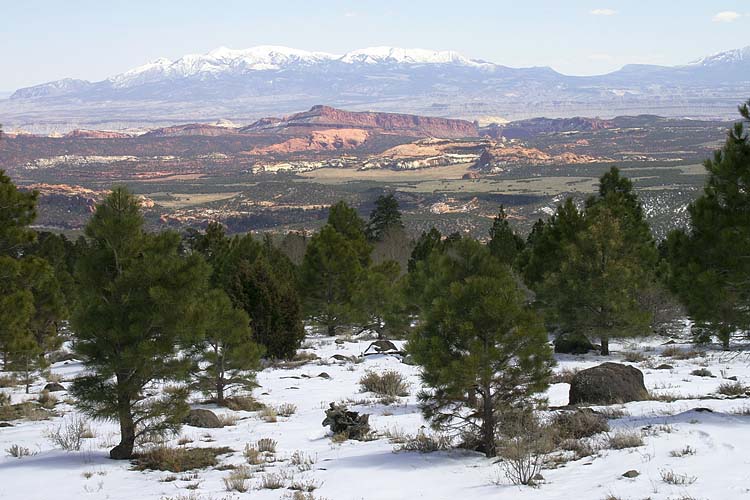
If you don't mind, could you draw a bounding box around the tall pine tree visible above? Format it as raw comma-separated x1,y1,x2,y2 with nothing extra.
665,100,750,348
71,187,211,459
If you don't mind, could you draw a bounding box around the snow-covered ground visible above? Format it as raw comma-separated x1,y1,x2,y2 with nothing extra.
2,332,750,500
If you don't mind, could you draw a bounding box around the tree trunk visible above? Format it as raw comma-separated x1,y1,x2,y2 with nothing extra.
481,390,496,458
110,402,136,459
327,323,336,336
110,378,135,460
600,336,609,356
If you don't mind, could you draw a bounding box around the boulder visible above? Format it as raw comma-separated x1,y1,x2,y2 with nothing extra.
43,382,66,392
554,332,595,354
183,409,222,428
569,362,649,405
364,340,400,355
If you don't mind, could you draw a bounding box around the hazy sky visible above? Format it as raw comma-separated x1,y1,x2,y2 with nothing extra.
2,0,749,90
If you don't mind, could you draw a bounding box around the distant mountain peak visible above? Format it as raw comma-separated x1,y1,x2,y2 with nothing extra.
686,45,750,67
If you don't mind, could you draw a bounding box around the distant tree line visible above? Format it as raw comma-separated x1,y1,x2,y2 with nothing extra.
0,100,748,459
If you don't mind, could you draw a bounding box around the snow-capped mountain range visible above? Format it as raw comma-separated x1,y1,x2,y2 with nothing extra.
3,45,750,132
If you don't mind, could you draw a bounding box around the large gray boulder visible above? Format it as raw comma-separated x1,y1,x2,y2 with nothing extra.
569,362,649,405
183,409,222,428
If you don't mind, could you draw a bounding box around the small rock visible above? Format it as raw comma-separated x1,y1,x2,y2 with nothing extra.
655,364,673,370
43,382,66,392
330,354,352,362
693,407,714,413
183,409,221,428
334,339,345,345
318,372,331,379
728,376,738,381
622,470,639,478
532,473,545,481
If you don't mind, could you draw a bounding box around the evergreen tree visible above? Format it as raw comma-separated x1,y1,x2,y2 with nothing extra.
352,260,408,339
409,241,552,458
366,193,404,241
191,289,262,404
487,205,525,266
0,173,65,384
187,227,305,359
520,198,585,288
228,255,304,359
407,227,443,273
0,170,37,257
665,101,750,348
541,206,653,355
70,187,211,459
301,224,362,335
327,200,371,265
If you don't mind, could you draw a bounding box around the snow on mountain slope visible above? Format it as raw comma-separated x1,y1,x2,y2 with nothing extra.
686,45,750,67
106,45,491,87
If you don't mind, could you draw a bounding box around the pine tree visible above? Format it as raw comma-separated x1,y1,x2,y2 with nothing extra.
0,173,65,384
191,289,262,404
409,240,552,458
0,170,37,257
520,198,586,288
301,224,362,335
541,206,653,355
352,260,408,339
70,187,211,459
665,100,750,348
407,227,443,273
366,193,404,241
327,200,372,265
487,205,525,266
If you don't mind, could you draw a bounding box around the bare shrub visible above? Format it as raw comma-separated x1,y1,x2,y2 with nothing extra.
670,445,696,457
359,370,410,397
46,414,93,451
6,444,34,458
690,368,713,377
559,437,598,459
276,403,297,417
498,410,553,486
256,437,277,453
718,381,747,396
216,413,239,427
596,407,628,419
133,446,232,472
0,392,10,406
260,406,278,423
223,465,252,492
660,468,697,485
552,410,609,440
259,472,287,489
289,476,321,492
37,390,57,409
243,444,263,465
290,450,316,471
224,395,264,412
395,429,452,453
606,430,644,450
621,351,646,363
661,346,702,360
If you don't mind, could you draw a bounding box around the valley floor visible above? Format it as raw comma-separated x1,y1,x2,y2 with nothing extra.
2,329,750,500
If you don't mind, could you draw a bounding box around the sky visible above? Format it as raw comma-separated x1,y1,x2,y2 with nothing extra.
2,0,749,91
